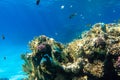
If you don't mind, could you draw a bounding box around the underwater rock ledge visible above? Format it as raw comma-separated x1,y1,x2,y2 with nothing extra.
21,23,120,80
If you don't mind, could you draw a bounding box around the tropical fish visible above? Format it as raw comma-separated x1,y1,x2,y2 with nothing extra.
1,34,5,40
69,13,77,19
3,56,6,60
86,24,92,27
36,0,40,5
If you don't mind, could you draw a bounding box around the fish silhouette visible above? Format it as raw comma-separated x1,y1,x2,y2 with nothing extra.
4,56,6,60
1,34,5,40
86,24,92,27
69,13,77,19
36,0,40,5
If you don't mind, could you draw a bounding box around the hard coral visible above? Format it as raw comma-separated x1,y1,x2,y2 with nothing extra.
21,23,120,80
83,60,104,78
94,37,106,49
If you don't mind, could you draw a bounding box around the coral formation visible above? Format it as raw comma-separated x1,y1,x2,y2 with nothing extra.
21,23,120,80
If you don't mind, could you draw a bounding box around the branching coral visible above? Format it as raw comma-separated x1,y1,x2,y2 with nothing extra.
21,23,120,80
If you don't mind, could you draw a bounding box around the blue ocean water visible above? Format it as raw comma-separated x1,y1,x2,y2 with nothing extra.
0,0,120,79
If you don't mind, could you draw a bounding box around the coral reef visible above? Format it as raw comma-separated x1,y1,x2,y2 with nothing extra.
21,23,120,80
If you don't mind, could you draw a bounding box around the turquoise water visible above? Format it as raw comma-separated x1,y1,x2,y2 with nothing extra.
0,0,120,79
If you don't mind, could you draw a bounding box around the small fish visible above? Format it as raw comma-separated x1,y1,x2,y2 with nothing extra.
4,56,6,60
69,13,77,19
1,35,5,40
36,0,40,5
86,24,92,27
